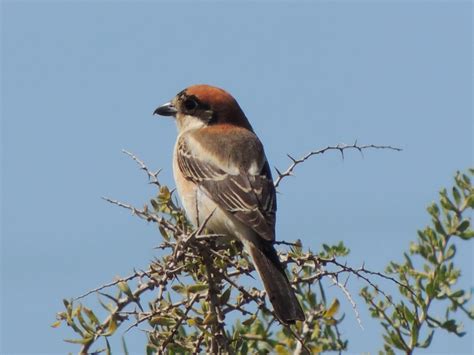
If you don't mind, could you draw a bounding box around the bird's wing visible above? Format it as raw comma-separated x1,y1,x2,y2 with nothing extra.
176,136,276,241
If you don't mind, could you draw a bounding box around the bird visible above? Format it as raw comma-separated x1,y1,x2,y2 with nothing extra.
154,84,305,324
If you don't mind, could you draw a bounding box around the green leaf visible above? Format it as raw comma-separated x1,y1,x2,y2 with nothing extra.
456,220,470,233
76,307,95,335
324,317,337,325
386,330,405,350
171,284,187,294
158,226,169,241
64,337,93,345
323,299,340,319
102,316,118,336
452,187,461,206
63,299,71,309
310,325,320,340
117,281,134,300
440,190,457,212
220,287,231,305
449,289,465,299
458,229,474,240
427,203,440,217
274,344,288,354
242,315,257,326
418,330,434,348
402,305,414,324
466,194,474,208
426,281,436,299
158,186,171,203
202,313,217,325
187,284,208,294
403,252,414,268
461,173,471,186
83,306,99,326
410,319,419,347
433,219,446,236
150,198,160,211
97,294,114,312
441,319,458,333
445,244,456,260
150,316,176,326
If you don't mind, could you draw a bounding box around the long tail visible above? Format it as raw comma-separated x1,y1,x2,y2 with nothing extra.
245,240,305,324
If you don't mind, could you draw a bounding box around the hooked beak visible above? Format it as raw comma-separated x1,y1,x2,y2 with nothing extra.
153,102,177,117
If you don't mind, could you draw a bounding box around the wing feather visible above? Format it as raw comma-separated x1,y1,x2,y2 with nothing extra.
177,136,276,241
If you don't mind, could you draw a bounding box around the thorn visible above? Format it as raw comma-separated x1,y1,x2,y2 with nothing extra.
135,299,144,312
344,274,350,287
339,148,345,160
287,154,297,163
98,292,119,305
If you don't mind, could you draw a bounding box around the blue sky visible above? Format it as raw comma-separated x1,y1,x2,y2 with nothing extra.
1,0,472,353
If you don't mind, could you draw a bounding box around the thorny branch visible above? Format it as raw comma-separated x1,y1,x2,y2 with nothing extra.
74,270,151,301
274,142,402,188
122,149,162,187
330,274,364,330
286,254,414,331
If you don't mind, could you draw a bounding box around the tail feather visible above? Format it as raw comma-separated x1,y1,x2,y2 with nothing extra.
245,241,305,324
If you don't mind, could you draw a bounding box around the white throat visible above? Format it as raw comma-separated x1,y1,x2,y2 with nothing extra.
176,114,206,135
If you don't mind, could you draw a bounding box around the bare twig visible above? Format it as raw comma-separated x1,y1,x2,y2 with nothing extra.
74,270,148,301
328,274,364,330
274,240,302,247
274,142,402,188
101,197,178,234
122,149,162,187
326,258,415,301
286,254,413,298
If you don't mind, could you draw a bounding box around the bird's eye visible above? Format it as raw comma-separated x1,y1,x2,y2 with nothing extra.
184,98,198,111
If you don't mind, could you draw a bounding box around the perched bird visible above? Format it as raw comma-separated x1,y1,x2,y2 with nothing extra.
154,84,305,323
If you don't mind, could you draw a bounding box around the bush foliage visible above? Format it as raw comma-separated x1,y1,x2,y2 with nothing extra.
53,150,473,354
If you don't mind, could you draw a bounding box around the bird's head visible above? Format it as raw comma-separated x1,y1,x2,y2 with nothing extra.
154,84,253,133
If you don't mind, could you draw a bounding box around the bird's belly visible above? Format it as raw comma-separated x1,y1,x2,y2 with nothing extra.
179,183,236,237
